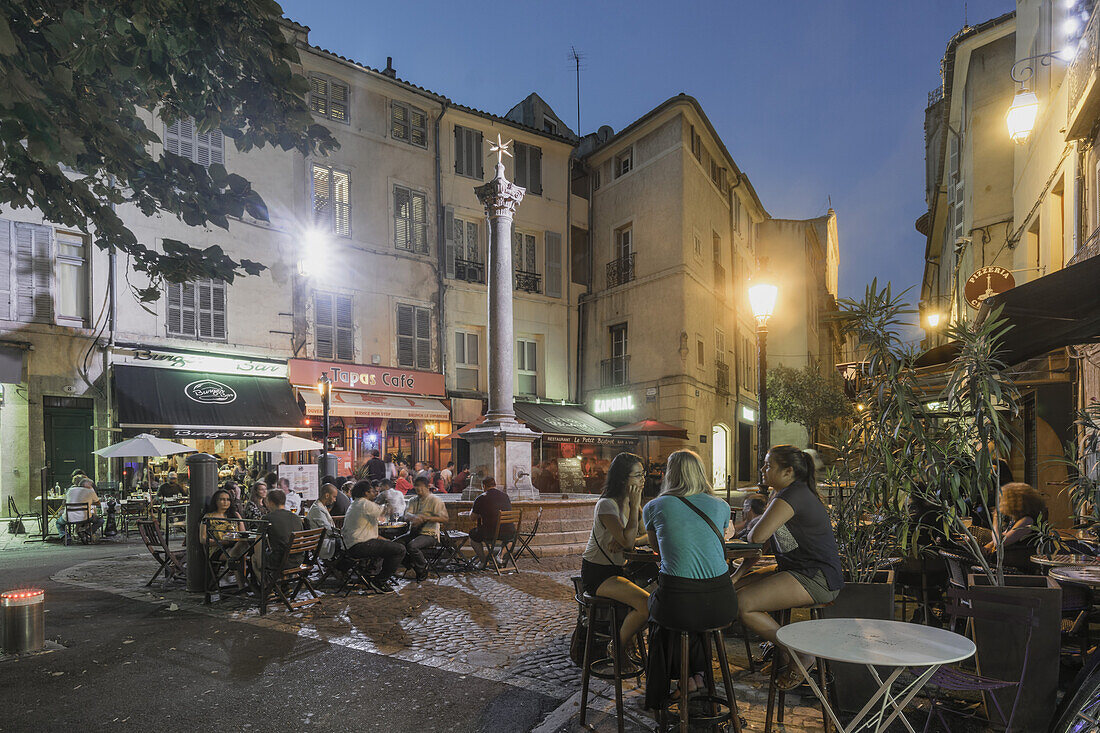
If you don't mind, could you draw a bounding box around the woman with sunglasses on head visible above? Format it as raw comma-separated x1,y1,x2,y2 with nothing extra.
580,451,649,667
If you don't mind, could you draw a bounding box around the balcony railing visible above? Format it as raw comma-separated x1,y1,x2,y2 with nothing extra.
455,258,485,284
713,261,726,299
606,252,636,288
515,270,541,294
1068,2,1100,138
927,85,944,109
1071,226,1100,265
716,360,730,396
601,355,630,387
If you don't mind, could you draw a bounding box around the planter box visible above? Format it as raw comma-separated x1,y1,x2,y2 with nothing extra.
967,573,1061,733
820,569,895,713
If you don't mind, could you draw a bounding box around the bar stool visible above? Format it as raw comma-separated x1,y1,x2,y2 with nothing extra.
765,604,833,733
577,592,647,733
654,622,743,733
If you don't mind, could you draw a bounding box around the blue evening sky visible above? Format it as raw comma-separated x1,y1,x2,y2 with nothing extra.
280,0,1015,302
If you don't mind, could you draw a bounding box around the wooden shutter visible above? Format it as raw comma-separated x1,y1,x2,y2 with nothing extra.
177,118,194,161
313,165,330,228
410,106,427,146
329,81,348,123
179,282,196,336
396,304,415,366
529,145,542,195
391,102,408,141
0,219,10,320
14,223,52,323
332,169,350,236
164,121,182,157
335,294,353,361
544,231,562,298
411,191,427,254
314,292,334,359
394,186,410,250
415,306,431,370
310,76,328,116
211,281,226,339
515,143,528,189
444,206,455,278
166,282,182,334
197,281,213,337
454,126,464,174
454,331,466,365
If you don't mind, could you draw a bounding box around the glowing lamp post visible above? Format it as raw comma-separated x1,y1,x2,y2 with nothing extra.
748,277,778,474
317,374,335,478
1006,89,1039,143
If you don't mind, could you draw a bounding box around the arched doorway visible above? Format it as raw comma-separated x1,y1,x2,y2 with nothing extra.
712,423,730,493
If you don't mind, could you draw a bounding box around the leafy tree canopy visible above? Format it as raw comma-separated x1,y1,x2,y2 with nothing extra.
0,0,337,299
766,363,853,441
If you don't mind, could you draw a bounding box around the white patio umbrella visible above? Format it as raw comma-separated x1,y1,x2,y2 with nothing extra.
244,433,323,454
94,433,194,458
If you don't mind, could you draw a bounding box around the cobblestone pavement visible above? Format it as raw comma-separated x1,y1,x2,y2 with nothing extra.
52,549,930,732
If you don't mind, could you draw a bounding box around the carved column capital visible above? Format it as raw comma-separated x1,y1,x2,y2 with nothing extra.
475,163,526,219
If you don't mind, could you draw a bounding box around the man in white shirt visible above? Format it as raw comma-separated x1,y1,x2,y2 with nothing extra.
277,477,301,514
398,476,450,581
306,484,338,560
440,461,454,492
57,477,103,544
374,478,406,521
343,480,405,591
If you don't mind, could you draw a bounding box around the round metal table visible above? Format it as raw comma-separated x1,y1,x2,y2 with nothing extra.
1050,565,1100,588
1030,554,1100,569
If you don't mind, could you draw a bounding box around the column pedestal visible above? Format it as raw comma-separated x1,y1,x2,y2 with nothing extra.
463,423,539,501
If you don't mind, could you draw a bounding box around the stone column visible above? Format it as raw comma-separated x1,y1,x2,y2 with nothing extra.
467,161,538,500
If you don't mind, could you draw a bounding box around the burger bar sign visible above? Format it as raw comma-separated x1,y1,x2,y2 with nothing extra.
287,358,445,397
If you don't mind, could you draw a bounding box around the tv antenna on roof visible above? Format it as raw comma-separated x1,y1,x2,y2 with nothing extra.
570,46,584,136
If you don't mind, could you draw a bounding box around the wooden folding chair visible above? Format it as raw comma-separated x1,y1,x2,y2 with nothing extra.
260,527,326,615
485,509,522,576
137,519,186,587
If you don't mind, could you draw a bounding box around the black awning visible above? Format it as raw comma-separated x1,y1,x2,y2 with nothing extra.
916,254,1100,368
513,402,637,446
114,365,308,440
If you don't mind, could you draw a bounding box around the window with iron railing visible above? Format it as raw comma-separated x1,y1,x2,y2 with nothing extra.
606,252,635,288
515,270,542,293
455,258,485,284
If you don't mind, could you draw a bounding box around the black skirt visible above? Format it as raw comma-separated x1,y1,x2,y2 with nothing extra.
581,559,625,595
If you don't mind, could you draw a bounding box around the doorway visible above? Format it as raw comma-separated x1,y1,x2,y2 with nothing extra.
738,422,754,484
711,423,730,492
43,396,95,490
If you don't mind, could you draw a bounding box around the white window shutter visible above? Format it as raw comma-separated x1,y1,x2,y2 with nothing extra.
394,186,410,250
310,76,328,116
545,231,562,298
330,81,349,123
332,169,350,236
196,281,212,337
164,121,181,156
313,165,331,227
412,191,428,254
0,219,10,320
166,283,181,334
444,206,455,278
211,281,226,339
14,223,52,323
179,282,196,336
178,118,194,161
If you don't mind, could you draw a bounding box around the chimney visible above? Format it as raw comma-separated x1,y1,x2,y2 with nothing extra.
382,57,396,78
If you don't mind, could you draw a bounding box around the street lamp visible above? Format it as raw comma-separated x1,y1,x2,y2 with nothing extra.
298,228,330,278
316,374,334,477
1006,89,1040,143
748,275,778,474
926,312,941,329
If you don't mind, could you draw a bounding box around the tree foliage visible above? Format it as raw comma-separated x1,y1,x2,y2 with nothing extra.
0,0,338,299
766,363,853,444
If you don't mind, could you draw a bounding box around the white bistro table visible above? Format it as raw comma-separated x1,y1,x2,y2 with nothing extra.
776,618,975,733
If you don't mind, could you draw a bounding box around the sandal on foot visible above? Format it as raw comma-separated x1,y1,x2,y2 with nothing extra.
777,660,812,691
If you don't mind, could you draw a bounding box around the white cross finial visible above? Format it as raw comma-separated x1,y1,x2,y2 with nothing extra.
488,133,513,166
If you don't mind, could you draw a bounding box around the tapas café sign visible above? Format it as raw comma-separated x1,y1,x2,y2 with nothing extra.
964,266,1015,309
287,358,445,397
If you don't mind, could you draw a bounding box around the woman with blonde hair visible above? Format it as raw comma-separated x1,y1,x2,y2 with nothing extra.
642,449,738,710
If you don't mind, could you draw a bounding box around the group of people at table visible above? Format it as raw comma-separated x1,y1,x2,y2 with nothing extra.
198,466,517,594
579,444,1056,715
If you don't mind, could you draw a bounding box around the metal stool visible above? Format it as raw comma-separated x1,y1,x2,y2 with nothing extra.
577,591,647,733
655,623,743,733
765,604,832,733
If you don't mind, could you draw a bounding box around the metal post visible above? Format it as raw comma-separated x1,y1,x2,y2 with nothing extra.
185,452,217,593
317,375,337,478
756,323,769,478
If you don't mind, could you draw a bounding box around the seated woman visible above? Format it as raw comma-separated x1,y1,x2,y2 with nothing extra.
642,450,738,711
580,452,649,668
241,482,268,520
738,444,843,691
983,482,1047,569
198,489,248,589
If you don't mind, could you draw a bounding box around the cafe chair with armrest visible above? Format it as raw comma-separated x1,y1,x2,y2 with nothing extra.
137,519,186,587
259,527,326,615
513,506,543,564
921,586,1041,733
484,509,522,576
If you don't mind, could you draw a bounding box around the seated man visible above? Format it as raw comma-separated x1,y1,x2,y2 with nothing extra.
276,477,301,515
57,477,104,544
306,484,339,561
397,476,450,581
343,480,406,592
469,477,514,566
157,472,183,499
374,478,406,521
733,493,768,540
252,489,304,577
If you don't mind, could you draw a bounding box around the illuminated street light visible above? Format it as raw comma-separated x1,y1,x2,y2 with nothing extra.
747,273,778,474
1006,89,1040,143
926,312,941,328
298,228,330,278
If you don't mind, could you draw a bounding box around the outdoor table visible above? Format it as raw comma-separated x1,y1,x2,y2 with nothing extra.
1031,554,1100,569
623,541,763,564
379,521,408,539
776,618,975,733
1050,565,1100,588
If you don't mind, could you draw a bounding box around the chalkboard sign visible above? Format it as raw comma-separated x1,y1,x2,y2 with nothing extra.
557,457,586,494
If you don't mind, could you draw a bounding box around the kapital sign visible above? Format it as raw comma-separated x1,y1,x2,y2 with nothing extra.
287,359,445,397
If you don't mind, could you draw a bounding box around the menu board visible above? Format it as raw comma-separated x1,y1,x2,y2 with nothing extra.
278,464,319,501
557,457,586,494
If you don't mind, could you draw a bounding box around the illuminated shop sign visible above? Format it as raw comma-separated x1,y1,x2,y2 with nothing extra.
741,406,756,422
593,395,634,414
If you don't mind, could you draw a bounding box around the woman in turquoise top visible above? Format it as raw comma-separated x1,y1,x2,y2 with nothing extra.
642,450,738,710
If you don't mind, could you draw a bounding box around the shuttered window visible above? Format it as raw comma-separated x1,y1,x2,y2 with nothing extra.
513,142,542,195
394,185,429,254
164,117,224,167
166,279,226,340
454,330,480,391
309,75,350,123
516,338,537,396
312,164,351,237
13,222,52,323
396,304,432,369
454,125,484,178
544,231,562,298
391,101,428,147
314,291,354,361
